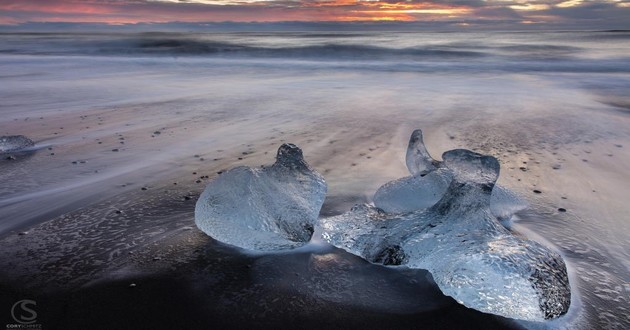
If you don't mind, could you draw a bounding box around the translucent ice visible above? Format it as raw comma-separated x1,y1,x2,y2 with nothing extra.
0,135,34,153
374,129,527,223
195,144,327,251
321,149,570,321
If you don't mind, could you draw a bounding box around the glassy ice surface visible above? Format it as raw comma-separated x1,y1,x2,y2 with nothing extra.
195,144,327,251
0,135,34,153
374,129,527,222
322,149,570,321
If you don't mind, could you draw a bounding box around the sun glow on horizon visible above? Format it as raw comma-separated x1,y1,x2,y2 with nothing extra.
0,0,629,26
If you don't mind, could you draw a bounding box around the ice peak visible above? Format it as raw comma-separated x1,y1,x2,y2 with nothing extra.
406,129,439,175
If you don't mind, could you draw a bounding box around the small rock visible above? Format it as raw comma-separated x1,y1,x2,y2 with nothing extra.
552,164,561,170
533,190,542,194
18,231,28,236
558,208,567,212
112,149,119,152
141,187,148,191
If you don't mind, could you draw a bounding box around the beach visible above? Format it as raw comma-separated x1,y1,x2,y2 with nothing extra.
1,31,629,329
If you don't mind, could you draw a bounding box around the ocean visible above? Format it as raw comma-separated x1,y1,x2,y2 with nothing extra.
0,31,629,329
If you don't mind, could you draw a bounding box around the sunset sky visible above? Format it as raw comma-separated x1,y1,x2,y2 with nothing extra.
1,0,629,28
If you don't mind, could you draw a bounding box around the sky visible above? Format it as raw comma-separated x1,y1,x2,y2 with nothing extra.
1,0,629,29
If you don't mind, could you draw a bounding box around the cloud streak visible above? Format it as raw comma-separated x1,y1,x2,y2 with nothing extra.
0,0,629,28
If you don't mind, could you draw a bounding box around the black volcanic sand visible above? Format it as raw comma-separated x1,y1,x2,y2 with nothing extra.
0,180,525,330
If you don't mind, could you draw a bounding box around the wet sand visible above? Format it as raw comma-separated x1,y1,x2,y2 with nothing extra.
1,51,629,329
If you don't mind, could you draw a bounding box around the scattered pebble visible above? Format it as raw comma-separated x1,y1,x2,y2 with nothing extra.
5,156,15,160
18,231,28,236
153,256,161,261
153,131,161,135
552,164,561,170
112,149,119,152
519,167,527,171
533,190,542,194
558,208,567,212
614,144,623,148
141,187,148,191
183,196,191,200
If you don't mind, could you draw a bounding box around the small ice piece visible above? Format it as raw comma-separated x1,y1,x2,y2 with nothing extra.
372,170,451,213
195,144,327,251
322,149,570,321
0,135,34,153
374,129,526,222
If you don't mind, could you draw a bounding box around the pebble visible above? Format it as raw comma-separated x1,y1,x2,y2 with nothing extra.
112,149,119,152
533,190,542,194
558,208,567,212
18,231,28,236
141,187,148,191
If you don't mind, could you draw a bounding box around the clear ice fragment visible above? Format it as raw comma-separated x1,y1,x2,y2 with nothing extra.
0,135,34,153
195,144,327,251
374,129,527,222
321,149,570,321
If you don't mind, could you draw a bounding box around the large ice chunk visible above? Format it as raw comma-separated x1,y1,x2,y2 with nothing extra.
195,144,327,251
374,129,527,223
321,149,570,321
0,135,34,153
